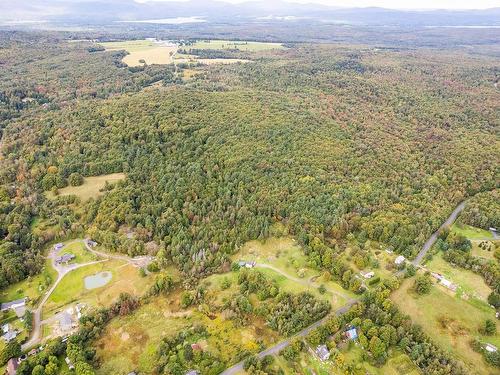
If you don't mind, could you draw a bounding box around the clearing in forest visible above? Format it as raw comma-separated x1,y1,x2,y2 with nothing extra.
94,294,279,375
190,39,285,51
451,223,494,240
46,172,125,202
235,236,355,302
100,39,177,66
391,277,500,375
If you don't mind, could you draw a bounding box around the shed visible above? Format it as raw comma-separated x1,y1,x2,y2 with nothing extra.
346,327,358,340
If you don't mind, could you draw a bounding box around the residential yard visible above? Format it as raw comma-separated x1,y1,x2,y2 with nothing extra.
62,240,99,264
451,223,493,240
426,253,492,301
46,173,125,202
43,259,154,318
0,256,56,306
272,346,419,375
189,40,285,51
100,40,176,66
392,278,500,375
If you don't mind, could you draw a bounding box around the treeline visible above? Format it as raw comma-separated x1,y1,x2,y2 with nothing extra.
458,190,499,230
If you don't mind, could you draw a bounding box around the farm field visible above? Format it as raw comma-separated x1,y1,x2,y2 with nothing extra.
176,57,251,65
451,223,493,240
46,173,125,202
426,253,492,301
43,259,154,318
189,39,285,51
100,40,176,66
94,294,279,375
391,278,500,375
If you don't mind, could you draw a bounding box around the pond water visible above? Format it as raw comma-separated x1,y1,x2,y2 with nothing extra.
84,271,112,290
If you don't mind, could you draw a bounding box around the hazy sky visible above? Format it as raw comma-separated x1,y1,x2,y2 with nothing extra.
139,0,499,9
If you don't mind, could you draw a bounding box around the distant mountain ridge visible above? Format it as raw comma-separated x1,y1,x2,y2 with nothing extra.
0,0,499,26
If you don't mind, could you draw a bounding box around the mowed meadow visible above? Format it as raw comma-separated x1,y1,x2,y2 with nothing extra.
100,40,177,66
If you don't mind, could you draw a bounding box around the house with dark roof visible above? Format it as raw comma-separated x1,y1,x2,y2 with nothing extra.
315,344,330,361
2,329,18,343
55,253,75,265
1,298,27,312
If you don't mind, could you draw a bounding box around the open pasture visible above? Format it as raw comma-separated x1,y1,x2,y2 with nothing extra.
426,253,492,301
46,173,125,202
392,278,500,375
100,40,176,66
94,294,278,375
190,40,285,51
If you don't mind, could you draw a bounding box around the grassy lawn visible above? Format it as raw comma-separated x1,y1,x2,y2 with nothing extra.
43,259,154,318
392,278,499,375
46,173,125,202
471,240,499,261
0,257,57,306
100,40,176,66
451,223,493,240
190,40,285,51
258,267,348,310
426,253,492,301
62,241,99,264
235,237,355,302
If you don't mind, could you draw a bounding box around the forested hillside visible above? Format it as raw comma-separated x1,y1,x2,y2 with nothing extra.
1,38,498,284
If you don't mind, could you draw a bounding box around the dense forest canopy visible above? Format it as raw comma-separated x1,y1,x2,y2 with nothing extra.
1,35,498,282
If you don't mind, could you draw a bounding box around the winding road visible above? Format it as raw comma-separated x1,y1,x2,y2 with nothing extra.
220,200,468,375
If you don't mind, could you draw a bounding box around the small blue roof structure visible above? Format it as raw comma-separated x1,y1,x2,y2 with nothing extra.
346,327,358,340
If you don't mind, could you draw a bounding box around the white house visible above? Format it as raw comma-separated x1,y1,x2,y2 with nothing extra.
395,255,406,266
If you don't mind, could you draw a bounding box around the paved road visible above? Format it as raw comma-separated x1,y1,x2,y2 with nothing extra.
412,201,466,266
220,201,468,374
220,300,357,375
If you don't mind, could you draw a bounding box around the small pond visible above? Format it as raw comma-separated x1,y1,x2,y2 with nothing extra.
84,271,112,290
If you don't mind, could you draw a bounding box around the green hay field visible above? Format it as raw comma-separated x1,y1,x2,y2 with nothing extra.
46,173,125,202
190,39,285,51
392,278,499,375
100,40,177,66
